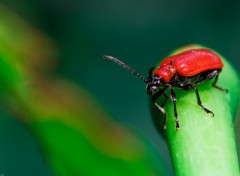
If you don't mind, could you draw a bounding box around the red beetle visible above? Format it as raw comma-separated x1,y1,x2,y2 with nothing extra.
103,48,227,130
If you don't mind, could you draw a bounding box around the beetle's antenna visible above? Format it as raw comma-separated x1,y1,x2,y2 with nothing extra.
103,55,148,82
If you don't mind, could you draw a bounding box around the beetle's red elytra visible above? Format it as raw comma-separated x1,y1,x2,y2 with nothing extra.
158,49,223,78
103,48,227,131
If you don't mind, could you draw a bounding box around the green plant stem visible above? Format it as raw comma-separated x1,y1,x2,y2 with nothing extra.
165,87,239,176
152,45,240,176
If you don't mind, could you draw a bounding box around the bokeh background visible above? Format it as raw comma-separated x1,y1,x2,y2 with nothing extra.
0,0,240,175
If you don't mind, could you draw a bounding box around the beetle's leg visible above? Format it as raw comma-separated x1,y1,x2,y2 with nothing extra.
152,87,168,130
203,70,227,92
161,94,169,108
158,93,169,129
212,74,228,93
169,87,180,129
194,86,214,116
153,102,168,130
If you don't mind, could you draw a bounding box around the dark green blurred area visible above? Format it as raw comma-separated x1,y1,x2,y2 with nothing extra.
0,108,52,176
0,0,240,175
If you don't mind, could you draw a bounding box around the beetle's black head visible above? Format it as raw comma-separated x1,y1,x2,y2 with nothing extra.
146,75,164,94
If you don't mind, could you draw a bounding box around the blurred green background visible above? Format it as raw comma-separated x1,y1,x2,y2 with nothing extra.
0,0,240,175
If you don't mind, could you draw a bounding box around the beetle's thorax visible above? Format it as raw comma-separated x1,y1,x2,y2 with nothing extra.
154,64,176,83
